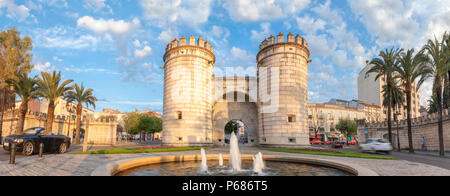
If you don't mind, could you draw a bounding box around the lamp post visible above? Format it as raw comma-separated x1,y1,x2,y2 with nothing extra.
394,110,401,152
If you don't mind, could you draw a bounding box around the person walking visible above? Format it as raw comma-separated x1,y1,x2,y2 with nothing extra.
420,137,425,151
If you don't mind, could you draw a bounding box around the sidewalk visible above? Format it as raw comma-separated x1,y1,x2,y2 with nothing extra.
400,150,450,159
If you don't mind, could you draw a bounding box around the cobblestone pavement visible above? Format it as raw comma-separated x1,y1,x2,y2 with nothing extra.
1,147,450,176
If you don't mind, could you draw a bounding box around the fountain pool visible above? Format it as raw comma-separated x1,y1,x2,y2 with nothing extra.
115,160,353,176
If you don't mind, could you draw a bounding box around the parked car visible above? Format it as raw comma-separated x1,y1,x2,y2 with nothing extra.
360,138,393,154
325,141,332,145
3,127,71,156
332,141,344,149
348,141,357,145
311,140,322,145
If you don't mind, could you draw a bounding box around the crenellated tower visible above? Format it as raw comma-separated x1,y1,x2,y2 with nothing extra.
257,32,310,147
162,35,215,146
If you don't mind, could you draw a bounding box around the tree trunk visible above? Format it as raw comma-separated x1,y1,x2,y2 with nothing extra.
0,88,6,139
45,101,55,135
16,101,28,134
387,75,393,144
406,85,414,153
75,103,82,144
435,78,445,157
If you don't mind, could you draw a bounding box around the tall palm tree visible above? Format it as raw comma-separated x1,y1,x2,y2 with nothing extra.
36,71,73,135
65,83,97,144
367,48,403,144
6,72,39,133
383,80,405,151
423,34,449,157
395,49,431,153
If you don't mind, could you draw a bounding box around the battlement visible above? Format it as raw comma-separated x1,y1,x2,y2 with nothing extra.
165,35,213,53
259,32,308,51
358,109,450,128
5,110,118,124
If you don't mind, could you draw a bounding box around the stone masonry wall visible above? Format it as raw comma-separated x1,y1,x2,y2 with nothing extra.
357,110,450,151
1,111,118,145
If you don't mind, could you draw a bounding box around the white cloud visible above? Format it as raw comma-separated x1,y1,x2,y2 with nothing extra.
251,22,271,41
223,0,311,21
32,26,102,50
53,56,63,62
77,16,141,36
0,0,31,21
296,16,326,35
84,0,111,12
158,28,178,43
140,0,212,26
134,46,152,59
34,61,54,73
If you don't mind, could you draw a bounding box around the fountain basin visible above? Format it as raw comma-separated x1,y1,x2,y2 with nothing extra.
91,154,378,176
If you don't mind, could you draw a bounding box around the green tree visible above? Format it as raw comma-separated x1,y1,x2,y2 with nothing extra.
225,120,240,135
65,83,97,144
427,95,439,114
6,72,39,133
123,112,141,135
423,33,449,157
395,49,431,153
336,119,357,144
36,71,73,135
0,27,33,139
367,48,403,144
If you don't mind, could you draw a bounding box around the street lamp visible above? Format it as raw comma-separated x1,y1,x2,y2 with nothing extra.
394,110,401,152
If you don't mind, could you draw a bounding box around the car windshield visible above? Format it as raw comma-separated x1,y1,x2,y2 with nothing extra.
377,139,388,143
22,128,43,135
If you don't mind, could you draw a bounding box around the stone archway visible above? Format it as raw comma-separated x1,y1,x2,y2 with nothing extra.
212,92,258,146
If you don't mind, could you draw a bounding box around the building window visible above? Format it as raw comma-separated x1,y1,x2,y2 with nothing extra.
289,138,296,143
288,115,296,123
177,111,183,120
178,137,183,141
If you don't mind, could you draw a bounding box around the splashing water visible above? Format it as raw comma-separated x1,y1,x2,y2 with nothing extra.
219,154,224,167
229,132,242,171
199,148,208,173
253,152,265,174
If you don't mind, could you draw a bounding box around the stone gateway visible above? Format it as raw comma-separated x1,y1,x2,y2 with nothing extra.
162,33,310,147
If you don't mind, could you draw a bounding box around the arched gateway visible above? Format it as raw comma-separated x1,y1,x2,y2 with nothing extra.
162,33,310,147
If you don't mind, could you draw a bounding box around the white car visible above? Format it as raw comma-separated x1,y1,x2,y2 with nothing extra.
360,138,393,154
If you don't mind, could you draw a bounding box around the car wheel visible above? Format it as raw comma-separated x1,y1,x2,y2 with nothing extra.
58,143,68,154
22,142,34,156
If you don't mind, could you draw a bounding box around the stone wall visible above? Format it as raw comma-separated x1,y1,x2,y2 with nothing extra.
257,32,310,147
1,111,118,145
357,110,450,151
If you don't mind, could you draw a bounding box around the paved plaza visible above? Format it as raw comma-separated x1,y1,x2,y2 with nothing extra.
1,147,450,176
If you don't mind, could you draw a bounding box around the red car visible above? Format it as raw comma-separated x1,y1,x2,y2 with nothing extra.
311,140,322,145
332,141,344,149
349,141,357,145
325,141,332,145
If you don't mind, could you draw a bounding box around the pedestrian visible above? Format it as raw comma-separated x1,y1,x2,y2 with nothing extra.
420,137,425,151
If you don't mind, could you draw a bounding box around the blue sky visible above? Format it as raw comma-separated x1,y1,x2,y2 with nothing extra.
1,0,449,113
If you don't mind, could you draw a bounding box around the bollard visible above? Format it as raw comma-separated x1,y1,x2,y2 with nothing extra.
9,143,16,165
39,143,44,158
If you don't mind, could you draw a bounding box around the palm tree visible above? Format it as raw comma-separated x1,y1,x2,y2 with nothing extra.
6,72,39,133
36,71,73,135
427,95,439,114
395,49,431,153
367,48,403,144
65,83,97,144
383,80,405,151
423,34,449,157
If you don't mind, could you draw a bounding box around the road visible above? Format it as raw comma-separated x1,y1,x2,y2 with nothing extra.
312,144,450,171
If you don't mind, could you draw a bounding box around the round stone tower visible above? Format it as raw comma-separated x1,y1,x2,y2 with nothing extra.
257,32,310,147
162,35,215,147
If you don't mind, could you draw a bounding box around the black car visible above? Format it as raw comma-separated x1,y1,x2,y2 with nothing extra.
3,127,71,156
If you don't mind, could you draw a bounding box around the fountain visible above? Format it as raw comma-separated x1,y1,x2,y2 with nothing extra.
229,132,242,171
253,152,265,174
115,132,354,176
199,148,208,173
219,154,224,167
